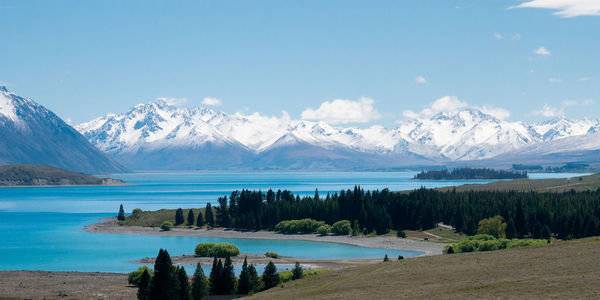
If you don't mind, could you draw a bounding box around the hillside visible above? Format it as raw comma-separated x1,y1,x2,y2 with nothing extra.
435,173,600,193
0,86,127,174
0,164,125,186
250,237,600,299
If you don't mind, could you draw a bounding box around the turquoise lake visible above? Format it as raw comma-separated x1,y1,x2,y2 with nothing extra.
0,172,588,273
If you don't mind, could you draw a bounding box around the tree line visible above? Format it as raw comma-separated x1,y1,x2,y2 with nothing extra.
185,186,600,239
414,168,528,180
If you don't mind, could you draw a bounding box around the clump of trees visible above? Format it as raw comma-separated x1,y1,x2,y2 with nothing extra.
444,234,548,254
204,186,600,240
160,221,173,231
477,215,508,238
414,168,527,180
331,220,352,235
194,243,240,257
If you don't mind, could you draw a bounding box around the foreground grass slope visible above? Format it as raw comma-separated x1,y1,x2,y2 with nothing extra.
250,237,600,299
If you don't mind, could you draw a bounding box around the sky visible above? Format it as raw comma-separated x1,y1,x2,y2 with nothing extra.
1,0,599,127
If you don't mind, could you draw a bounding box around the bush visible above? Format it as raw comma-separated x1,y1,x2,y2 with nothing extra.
160,221,173,231
194,242,240,257
265,251,279,258
316,224,331,236
274,219,325,234
449,234,548,253
278,269,330,283
132,208,143,217
397,230,406,238
331,220,352,235
128,266,153,286
477,215,507,238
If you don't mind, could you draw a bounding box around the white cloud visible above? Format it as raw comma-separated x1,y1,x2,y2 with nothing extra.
512,33,522,40
301,97,381,124
548,78,562,83
510,0,600,18
158,97,188,106
562,99,594,107
402,96,512,121
534,46,551,56
494,32,504,39
66,118,73,125
578,77,592,81
532,104,562,117
202,97,222,106
415,76,427,84
476,105,511,120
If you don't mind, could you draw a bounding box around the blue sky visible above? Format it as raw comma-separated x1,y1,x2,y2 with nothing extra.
1,0,599,126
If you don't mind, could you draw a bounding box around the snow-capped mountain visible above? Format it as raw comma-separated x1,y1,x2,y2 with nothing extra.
0,87,126,173
76,99,600,170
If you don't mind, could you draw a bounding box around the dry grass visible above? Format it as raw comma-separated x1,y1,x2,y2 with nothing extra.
121,208,207,227
249,237,600,299
435,173,600,193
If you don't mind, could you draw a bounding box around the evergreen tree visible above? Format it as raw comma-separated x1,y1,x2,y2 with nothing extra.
187,209,195,226
149,249,179,300
191,263,208,300
247,264,260,293
262,261,279,290
118,204,125,221
205,203,214,227
208,257,221,294
137,268,151,300
352,220,360,236
237,257,251,295
515,201,527,237
221,256,236,294
216,196,230,227
177,266,191,300
383,254,389,262
446,246,454,254
541,225,552,240
175,208,185,225
506,218,517,239
292,262,303,280
196,211,204,227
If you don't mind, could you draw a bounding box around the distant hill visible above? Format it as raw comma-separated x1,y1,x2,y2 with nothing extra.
435,173,600,193
0,164,125,186
0,86,127,174
414,168,527,180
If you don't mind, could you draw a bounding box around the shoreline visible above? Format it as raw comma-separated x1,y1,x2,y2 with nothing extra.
86,218,445,256
0,183,132,188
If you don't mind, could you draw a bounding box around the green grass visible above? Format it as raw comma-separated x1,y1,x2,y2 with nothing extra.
425,227,467,242
278,269,331,283
119,208,209,227
0,164,122,186
435,173,600,193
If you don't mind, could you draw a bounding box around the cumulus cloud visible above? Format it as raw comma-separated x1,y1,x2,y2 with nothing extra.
578,77,592,81
532,104,562,117
402,96,511,120
158,97,188,106
415,76,427,84
301,97,381,124
510,0,600,18
548,78,562,83
202,97,222,106
534,46,551,56
494,32,504,40
561,99,594,107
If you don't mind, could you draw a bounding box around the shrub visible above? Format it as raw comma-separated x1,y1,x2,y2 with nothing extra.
265,251,279,258
331,220,352,235
274,219,325,234
128,266,153,286
160,221,173,231
278,269,330,283
477,215,507,238
132,208,143,216
194,242,240,257
449,234,548,253
316,224,331,236
397,230,406,238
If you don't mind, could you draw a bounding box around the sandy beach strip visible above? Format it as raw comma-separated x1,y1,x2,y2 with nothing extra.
86,218,445,256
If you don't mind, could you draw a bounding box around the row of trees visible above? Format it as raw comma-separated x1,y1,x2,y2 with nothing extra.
137,249,295,299
193,186,600,239
414,168,528,180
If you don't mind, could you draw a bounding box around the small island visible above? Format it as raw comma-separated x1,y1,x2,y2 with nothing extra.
0,164,126,186
414,168,528,180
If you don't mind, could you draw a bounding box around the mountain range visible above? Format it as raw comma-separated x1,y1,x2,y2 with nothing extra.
0,87,126,174
75,98,600,171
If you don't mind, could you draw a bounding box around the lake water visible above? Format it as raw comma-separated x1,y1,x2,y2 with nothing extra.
0,172,588,273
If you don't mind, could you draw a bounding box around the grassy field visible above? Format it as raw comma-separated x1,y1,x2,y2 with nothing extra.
120,208,208,227
0,164,123,186
435,173,600,193
249,237,600,299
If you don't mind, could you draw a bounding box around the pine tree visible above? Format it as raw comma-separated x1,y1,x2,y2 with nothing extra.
208,257,220,294
541,225,552,240
137,268,151,300
191,263,208,300
205,203,214,227
262,261,279,290
383,254,389,262
149,249,178,300
247,264,260,293
506,218,517,239
196,211,204,227
221,256,236,294
352,220,360,236
515,201,527,237
292,262,303,280
177,266,191,300
118,204,125,221
237,257,251,294
175,208,185,225
446,246,454,254
187,209,195,226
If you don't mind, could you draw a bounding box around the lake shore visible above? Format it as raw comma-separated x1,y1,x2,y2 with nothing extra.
86,218,445,256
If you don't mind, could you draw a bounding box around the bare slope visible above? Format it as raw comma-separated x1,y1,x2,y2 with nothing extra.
250,237,600,299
